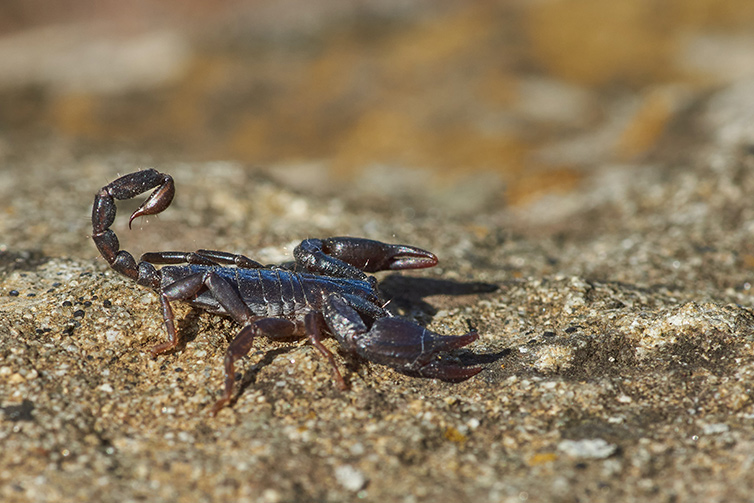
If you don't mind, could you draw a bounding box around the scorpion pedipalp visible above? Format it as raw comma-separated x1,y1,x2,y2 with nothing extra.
323,294,481,381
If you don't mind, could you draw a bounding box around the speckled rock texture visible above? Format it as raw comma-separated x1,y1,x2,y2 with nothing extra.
3,136,754,502
3,2,754,502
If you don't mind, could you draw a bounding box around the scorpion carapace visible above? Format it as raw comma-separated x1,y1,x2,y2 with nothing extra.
92,169,481,414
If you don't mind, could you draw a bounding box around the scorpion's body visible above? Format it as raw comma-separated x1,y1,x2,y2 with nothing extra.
92,169,481,414
162,265,380,321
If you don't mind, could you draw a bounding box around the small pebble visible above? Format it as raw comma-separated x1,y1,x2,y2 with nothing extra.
334,465,367,491
558,439,617,459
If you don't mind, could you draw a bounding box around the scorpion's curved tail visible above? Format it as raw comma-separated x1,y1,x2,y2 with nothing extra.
92,169,174,287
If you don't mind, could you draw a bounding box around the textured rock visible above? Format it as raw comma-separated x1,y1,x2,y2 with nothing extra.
2,2,754,502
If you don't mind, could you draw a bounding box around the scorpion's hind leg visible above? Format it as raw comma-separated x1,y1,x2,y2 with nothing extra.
211,318,297,416
160,270,298,415
305,312,347,390
323,295,481,381
212,312,350,415
294,237,438,280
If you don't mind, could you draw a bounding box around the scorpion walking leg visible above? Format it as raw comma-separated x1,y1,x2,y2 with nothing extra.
211,323,257,415
194,250,265,269
153,270,255,355
305,312,347,390
212,317,296,416
214,312,347,416
155,270,298,415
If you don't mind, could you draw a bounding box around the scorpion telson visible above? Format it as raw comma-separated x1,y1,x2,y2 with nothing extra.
92,169,481,414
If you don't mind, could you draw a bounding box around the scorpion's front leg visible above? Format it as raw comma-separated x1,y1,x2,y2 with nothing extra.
294,237,438,280
323,295,481,381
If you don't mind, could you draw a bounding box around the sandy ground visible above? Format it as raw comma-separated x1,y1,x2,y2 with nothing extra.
3,2,754,502
4,103,754,502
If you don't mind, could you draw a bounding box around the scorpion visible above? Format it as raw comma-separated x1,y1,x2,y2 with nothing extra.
92,169,481,414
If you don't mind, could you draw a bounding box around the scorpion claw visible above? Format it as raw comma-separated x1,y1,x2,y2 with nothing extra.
379,244,438,271
408,358,483,381
324,296,480,381
320,237,438,273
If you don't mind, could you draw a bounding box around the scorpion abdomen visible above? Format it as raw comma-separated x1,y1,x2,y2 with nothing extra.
159,266,377,320
215,267,307,318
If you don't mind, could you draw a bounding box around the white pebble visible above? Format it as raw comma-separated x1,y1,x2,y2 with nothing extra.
334,464,367,491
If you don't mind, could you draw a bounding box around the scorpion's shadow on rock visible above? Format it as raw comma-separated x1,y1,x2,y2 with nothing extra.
379,275,509,368
379,274,499,313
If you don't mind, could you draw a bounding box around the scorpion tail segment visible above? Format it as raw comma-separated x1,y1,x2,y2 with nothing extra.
92,169,173,281
321,237,438,273
91,168,173,230
92,169,173,234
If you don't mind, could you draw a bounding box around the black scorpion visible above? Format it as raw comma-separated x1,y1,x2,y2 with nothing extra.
92,169,481,414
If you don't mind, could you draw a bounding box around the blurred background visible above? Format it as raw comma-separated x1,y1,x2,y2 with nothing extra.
1,0,754,211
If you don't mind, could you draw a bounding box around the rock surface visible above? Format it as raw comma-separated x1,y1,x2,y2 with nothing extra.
3,123,754,502
3,2,754,502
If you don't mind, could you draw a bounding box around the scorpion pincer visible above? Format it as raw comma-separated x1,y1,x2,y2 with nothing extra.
92,169,481,414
